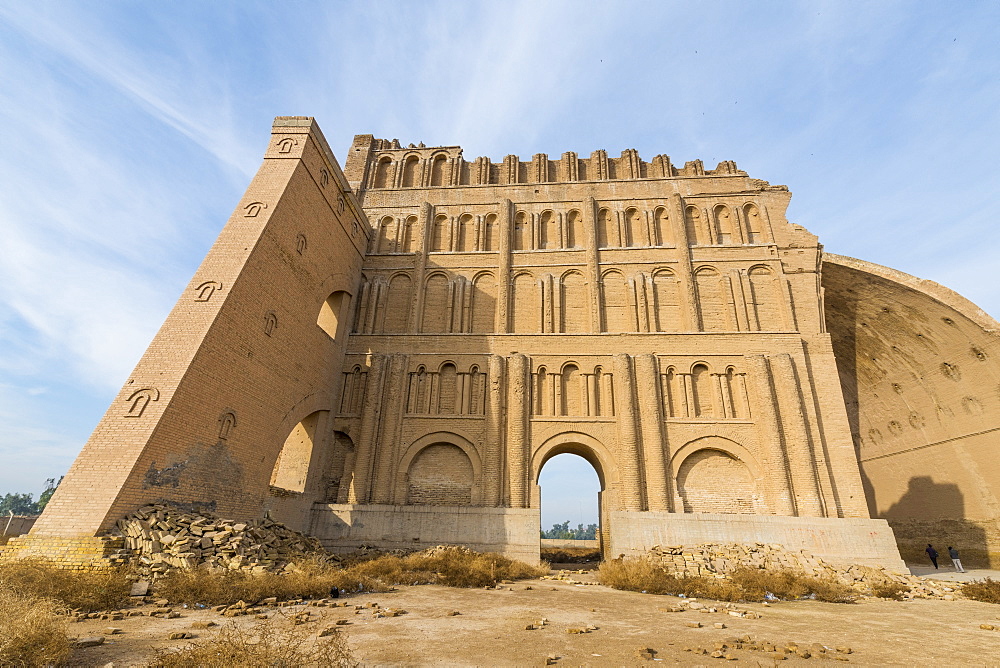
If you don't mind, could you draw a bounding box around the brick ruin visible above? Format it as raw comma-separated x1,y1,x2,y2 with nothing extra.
6,117,998,568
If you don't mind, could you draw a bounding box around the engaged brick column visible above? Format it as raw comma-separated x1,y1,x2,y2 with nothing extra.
409,202,432,333
497,200,513,332
670,193,700,331
613,353,644,511
635,354,671,510
746,354,795,515
484,354,506,506
771,353,825,517
352,354,386,503
584,197,601,332
506,353,530,507
372,353,407,504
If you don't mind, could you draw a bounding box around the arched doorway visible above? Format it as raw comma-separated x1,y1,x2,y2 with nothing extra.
533,438,610,564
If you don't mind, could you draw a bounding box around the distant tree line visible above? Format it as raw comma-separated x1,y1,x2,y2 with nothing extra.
0,477,62,516
540,521,598,540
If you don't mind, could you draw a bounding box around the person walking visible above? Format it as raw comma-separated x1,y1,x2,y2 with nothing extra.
926,544,939,569
948,546,965,573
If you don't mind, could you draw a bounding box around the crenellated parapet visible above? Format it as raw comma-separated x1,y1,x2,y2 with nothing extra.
345,134,750,190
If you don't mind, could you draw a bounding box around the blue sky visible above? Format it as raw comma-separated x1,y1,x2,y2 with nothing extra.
1,2,998,524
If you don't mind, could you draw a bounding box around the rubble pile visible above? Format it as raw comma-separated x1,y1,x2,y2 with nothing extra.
645,543,957,599
112,504,327,575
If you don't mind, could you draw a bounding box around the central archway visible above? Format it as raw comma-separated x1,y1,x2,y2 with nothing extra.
531,433,616,560
538,454,600,551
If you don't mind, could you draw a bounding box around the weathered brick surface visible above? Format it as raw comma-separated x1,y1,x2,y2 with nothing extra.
13,118,997,567
824,254,1000,566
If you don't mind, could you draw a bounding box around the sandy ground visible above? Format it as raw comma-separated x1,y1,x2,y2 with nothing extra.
67,568,1000,667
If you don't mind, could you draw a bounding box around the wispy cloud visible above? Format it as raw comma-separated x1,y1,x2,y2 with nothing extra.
0,4,256,176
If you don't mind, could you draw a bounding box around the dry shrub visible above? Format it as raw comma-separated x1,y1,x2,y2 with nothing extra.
599,559,858,603
870,581,910,600
348,547,545,588
728,567,857,603
157,549,545,605
0,559,132,612
598,557,692,595
0,589,71,667
157,556,388,606
962,577,1000,604
150,620,355,668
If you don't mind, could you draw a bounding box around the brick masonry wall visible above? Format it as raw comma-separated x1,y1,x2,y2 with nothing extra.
339,133,871,526
26,118,364,549
18,119,997,568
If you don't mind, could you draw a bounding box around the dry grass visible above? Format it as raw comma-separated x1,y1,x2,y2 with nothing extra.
598,559,858,603
0,589,71,667
962,577,1000,604
0,558,133,612
869,581,910,600
344,547,546,588
156,555,388,606
157,548,546,605
149,620,355,668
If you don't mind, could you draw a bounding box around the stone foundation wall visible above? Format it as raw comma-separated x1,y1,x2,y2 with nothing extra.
310,504,540,563
607,511,906,571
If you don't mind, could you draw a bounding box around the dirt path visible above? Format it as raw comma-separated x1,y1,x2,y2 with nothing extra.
69,576,1000,666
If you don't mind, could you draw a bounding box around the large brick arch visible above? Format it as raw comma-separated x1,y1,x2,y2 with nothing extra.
823,253,1000,564
530,431,616,494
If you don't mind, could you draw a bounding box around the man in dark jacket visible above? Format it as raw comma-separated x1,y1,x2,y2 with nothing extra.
948,546,965,573
926,544,939,569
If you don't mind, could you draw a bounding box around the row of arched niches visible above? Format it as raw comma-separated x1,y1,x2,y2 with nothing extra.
353,263,791,335
369,202,773,254
340,359,750,421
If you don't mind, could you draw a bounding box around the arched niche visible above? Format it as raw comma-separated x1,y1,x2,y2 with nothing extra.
624,207,642,247
270,410,329,494
675,444,761,515
317,290,351,340
601,269,631,332
690,363,714,417
748,265,782,331
421,273,450,333
560,270,587,333
373,157,393,188
653,207,672,246
539,210,558,249
597,208,617,248
396,431,483,506
565,210,582,248
471,272,496,333
484,213,499,251
514,211,530,251
431,215,450,252
401,155,420,187
651,269,680,332
512,272,539,333
383,273,412,333
457,213,476,252
430,153,448,186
